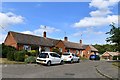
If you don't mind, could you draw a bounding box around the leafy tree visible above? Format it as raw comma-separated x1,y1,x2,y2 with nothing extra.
106,23,120,52
2,43,16,58
52,47,62,55
93,44,116,54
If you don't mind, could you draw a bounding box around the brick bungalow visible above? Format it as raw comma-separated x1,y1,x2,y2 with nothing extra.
4,31,59,52
55,37,84,56
4,31,98,58
82,45,98,58
101,51,120,60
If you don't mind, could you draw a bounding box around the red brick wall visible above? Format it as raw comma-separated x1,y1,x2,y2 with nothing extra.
55,41,66,54
4,32,17,49
83,46,96,59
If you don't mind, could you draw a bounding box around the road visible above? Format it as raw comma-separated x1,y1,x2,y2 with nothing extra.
1,60,119,79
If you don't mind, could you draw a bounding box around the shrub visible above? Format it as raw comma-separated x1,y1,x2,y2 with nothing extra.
7,51,15,61
24,56,36,63
113,56,118,60
2,44,16,58
14,50,26,62
28,50,37,56
118,56,120,60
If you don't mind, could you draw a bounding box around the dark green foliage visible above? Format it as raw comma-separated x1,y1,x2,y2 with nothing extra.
113,56,118,60
93,44,116,54
106,23,120,52
2,43,16,58
118,56,120,60
7,51,15,61
0,44,2,58
24,56,36,63
28,50,38,56
14,50,26,62
52,47,62,55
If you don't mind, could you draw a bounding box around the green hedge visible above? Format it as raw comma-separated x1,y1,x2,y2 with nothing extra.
2,44,16,58
7,51,15,61
14,50,26,62
24,56,36,63
113,56,120,60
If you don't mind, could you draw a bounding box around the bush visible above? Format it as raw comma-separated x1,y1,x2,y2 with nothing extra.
118,56,120,60
28,50,37,56
7,51,15,61
2,44,16,58
113,56,118,60
14,50,26,62
24,56,36,63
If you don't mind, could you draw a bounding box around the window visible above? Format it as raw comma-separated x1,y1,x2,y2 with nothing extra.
59,48,62,52
44,47,50,52
76,50,79,54
23,45,31,51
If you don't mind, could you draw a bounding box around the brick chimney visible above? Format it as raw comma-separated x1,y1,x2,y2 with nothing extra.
64,37,68,41
43,31,46,38
80,40,82,46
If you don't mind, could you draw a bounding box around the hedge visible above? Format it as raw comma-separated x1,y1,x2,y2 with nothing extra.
7,51,15,61
24,56,36,63
14,50,26,62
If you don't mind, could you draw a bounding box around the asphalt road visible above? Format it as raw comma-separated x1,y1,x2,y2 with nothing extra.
1,60,119,79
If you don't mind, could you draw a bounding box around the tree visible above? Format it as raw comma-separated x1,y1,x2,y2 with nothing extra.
106,23,120,52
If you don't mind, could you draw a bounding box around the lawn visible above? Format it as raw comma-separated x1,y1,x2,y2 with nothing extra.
112,62,120,68
0,58,25,64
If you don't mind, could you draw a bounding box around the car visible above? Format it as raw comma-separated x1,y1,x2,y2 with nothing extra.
36,52,64,66
61,52,80,63
89,54,100,60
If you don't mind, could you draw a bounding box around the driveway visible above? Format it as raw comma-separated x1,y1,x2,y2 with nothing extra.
1,60,119,79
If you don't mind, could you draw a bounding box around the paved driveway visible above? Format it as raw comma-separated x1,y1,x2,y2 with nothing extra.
1,60,119,79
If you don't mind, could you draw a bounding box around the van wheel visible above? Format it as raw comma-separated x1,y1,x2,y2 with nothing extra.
60,60,64,65
47,61,51,66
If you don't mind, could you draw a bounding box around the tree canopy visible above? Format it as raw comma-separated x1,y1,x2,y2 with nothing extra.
106,23,120,52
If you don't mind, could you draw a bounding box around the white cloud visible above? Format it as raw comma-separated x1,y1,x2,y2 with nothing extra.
21,25,60,36
0,12,24,28
73,0,119,28
0,32,7,44
72,28,104,37
89,0,119,9
74,15,119,28
90,9,112,17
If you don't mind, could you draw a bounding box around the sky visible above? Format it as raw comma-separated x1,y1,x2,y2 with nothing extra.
0,0,119,45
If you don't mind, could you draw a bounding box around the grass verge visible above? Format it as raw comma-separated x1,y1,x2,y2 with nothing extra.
112,62,120,68
0,58,25,64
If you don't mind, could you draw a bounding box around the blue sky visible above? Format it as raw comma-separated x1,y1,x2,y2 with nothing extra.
0,1,119,44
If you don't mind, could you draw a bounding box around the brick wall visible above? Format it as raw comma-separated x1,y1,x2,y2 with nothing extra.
4,32,17,49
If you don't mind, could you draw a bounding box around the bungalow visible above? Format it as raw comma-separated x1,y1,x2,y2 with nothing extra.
4,31,98,58
101,51,120,60
82,45,98,59
55,37,84,56
4,31,59,53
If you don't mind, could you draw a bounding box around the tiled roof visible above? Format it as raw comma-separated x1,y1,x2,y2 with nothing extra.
8,31,98,51
104,51,120,56
82,45,98,52
10,31,59,47
63,41,83,50
89,45,98,52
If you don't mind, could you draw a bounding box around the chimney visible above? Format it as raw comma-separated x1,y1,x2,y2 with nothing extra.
64,37,68,41
43,31,46,38
80,40,82,45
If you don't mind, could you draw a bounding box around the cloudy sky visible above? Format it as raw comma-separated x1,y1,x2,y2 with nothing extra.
0,0,119,45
